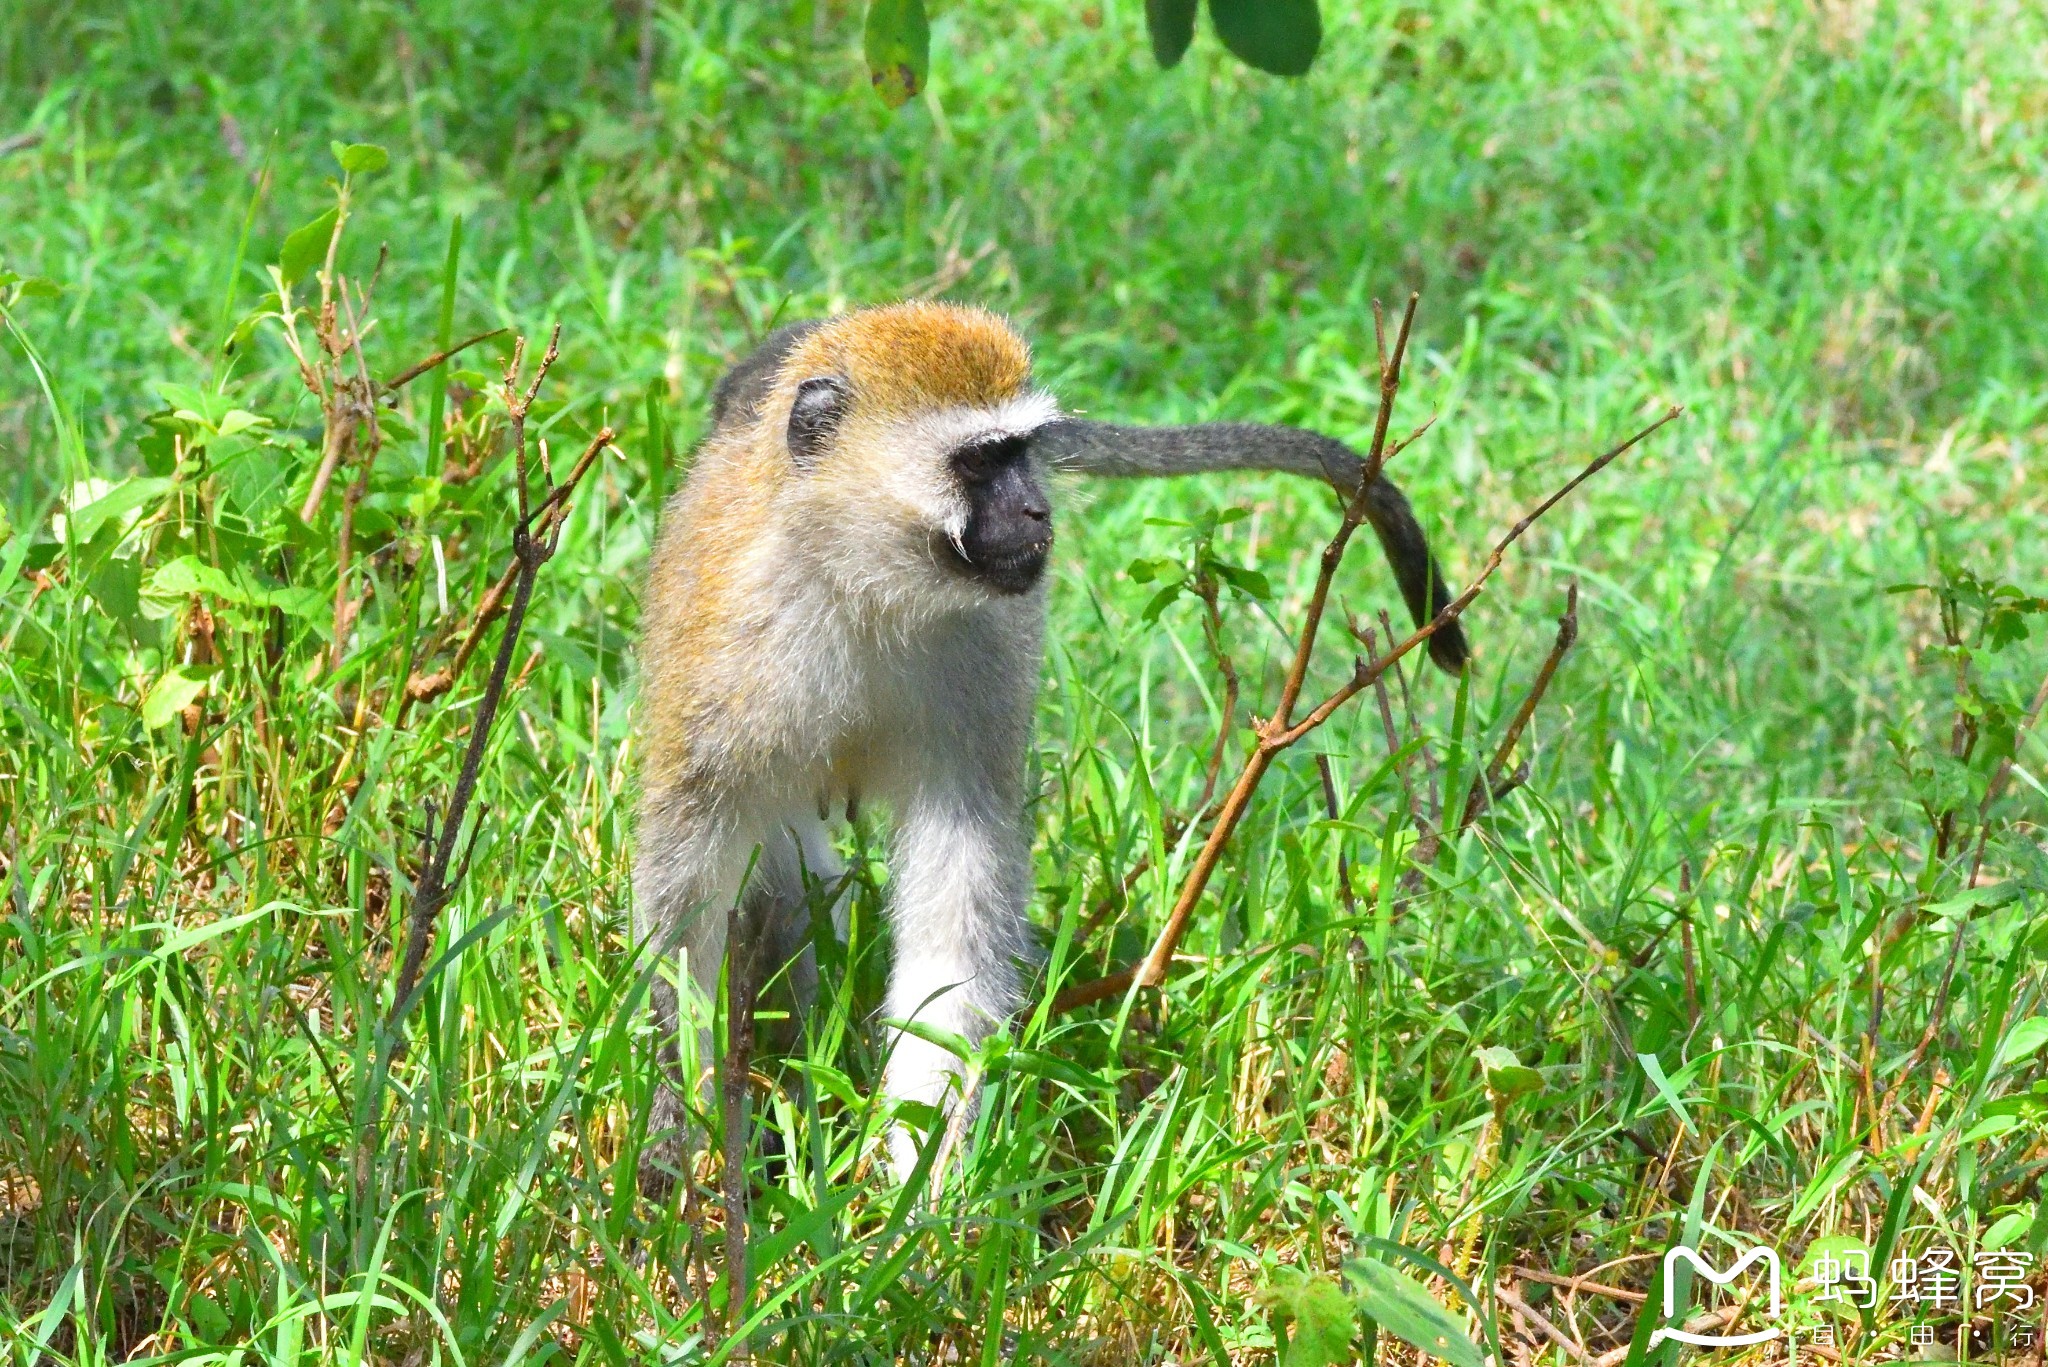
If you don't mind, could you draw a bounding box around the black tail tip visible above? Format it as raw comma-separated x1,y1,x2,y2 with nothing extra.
1427,619,1471,675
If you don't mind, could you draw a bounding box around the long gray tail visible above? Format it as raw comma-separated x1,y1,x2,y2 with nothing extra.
1030,419,1470,673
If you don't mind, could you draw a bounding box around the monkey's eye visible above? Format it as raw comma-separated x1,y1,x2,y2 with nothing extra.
952,434,1027,484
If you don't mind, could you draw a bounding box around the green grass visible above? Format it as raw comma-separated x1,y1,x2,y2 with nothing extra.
3,0,2047,1362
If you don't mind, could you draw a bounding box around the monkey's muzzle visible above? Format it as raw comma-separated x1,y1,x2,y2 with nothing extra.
936,528,1052,595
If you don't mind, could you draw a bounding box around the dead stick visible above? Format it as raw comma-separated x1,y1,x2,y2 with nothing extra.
384,346,595,1033
1355,616,1435,859
401,429,610,713
1496,1284,1589,1363
382,327,508,393
1315,753,1359,916
1191,575,1244,818
1050,301,1422,1015
1507,1266,1648,1304
1461,581,1580,832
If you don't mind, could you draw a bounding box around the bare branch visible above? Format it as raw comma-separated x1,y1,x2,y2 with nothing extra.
402,429,612,715
1496,1283,1589,1364
1315,754,1358,917
1460,581,1580,832
1268,294,1423,743
382,327,509,393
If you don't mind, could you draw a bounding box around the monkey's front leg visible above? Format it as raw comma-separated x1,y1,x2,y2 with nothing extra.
879,786,1034,1178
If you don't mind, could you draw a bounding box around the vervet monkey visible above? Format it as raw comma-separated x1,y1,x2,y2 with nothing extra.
635,302,1466,1180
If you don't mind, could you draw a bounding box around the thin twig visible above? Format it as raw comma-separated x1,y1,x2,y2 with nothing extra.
1315,753,1358,916
1385,609,1443,821
1460,581,1580,832
401,429,611,715
1191,574,1244,817
1496,1283,1589,1363
382,327,508,393
1507,1266,1647,1304
1073,853,1153,950
1352,613,1439,892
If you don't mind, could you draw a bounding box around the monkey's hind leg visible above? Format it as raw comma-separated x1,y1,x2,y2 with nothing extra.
633,802,750,1204
637,816,843,1202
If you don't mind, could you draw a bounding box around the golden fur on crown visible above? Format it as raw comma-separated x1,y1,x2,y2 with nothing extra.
783,302,1033,417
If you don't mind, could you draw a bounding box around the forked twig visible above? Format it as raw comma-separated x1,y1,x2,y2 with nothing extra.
1050,297,1678,1016
401,430,609,715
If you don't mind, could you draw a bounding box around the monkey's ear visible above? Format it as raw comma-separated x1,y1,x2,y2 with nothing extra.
787,375,850,468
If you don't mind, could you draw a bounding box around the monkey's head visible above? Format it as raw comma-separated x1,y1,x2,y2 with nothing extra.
764,303,1059,606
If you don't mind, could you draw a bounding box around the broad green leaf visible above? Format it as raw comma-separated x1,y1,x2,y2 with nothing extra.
1475,1045,1543,1101
1141,584,1184,624
1258,1267,1356,1367
1146,0,1197,67
863,0,930,109
1924,881,2020,920
152,380,231,425
1997,1017,2048,1070
67,477,172,543
1344,1258,1485,1367
221,291,283,358
0,502,11,549
1984,1207,2034,1249
331,141,389,175
1960,1113,2021,1144
881,1015,972,1062
1208,0,1321,76
1216,564,1272,600
142,665,214,730
146,554,326,621
280,207,340,288
216,410,269,438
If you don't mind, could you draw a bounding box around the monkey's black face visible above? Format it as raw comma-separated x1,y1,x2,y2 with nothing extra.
939,434,1053,595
